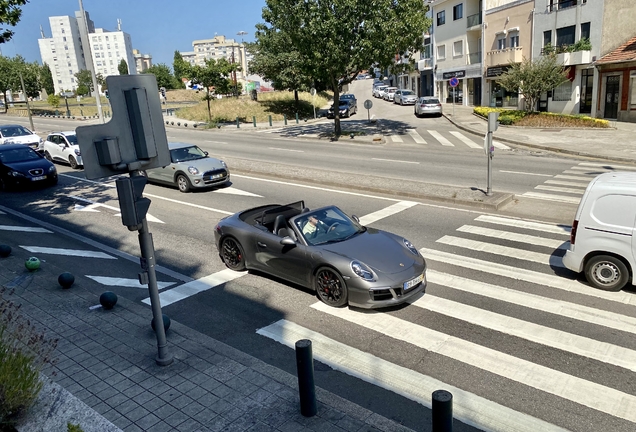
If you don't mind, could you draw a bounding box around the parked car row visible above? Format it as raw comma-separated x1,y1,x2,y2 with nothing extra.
372,82,443,117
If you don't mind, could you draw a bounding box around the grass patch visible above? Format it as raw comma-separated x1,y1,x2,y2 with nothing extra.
473,107,610,128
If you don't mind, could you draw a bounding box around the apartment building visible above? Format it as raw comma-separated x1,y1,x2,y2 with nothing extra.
181,35,249,84
38,12,136,95
133,49,152,74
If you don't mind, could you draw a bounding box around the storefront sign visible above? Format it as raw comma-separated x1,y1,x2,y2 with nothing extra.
442,70,466,80
487,66,511,77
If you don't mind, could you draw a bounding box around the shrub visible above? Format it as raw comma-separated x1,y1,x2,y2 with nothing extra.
68,422,84,432
0,288,58,429
47,95,61,108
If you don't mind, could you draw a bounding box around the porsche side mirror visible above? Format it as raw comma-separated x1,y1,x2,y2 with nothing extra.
352,215,360,223
280,237,296,246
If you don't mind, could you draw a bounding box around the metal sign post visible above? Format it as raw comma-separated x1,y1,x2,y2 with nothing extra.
449,77,459,118
364,99,373,122
485,112,499,197
310,87,316,119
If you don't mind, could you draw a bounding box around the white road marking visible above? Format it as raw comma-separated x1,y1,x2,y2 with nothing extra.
544,179,591,187
0,225,52,233
449,131,481,148
389,134,403,143
65,195,165,223
204,140,228,144
492,141,511,150
20,246,115,259
311,303,636,425
554,174,593,181
213,187,263,197
436,236,565,268
143,269,244,307
256,127,285,133
535,185,585,195
569,166,613,172
268,147,304,153
358,201,418,225
406,129,427,144
420,247,636,305
412,294,636,371
578,162,636,171
74,203,100,212
428,270,636,335
86,276,175,290
520,192,581,204
456,225,569,249
257,319,566,432
427,130,453,146
499,170,553,177
371,158,420,164
474,215,571,235
562,169,606,176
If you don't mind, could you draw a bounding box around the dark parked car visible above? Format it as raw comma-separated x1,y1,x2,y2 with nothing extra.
0,144,58,191
214,201,427,309
327,99,357,119
339,93,357,110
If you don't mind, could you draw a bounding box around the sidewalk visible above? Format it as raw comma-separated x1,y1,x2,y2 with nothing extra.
0,209,414,432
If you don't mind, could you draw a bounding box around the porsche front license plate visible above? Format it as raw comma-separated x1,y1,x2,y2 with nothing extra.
31,176,46,181
404,273,423,291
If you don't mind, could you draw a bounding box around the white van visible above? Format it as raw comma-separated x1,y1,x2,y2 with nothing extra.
562,172,636,291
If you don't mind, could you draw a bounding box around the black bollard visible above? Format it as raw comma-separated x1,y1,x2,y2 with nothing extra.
432,390,453,432
295,339,317,417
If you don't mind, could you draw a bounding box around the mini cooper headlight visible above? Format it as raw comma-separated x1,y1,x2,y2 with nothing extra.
188,166,199,175
403,239,419,255
351,260,376,282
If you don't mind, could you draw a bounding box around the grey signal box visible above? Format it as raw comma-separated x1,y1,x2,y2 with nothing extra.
76,75,171,180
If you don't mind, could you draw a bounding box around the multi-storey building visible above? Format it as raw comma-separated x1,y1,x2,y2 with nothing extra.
181,35,249,84
133,49,152,73
38,12,136,95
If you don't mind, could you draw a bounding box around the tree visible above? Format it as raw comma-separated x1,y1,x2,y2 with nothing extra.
2,55,41,100
173,50,189,84
257,0,430,135
74,69,93,92
0,0,28,44
0,55,12,112
41,63,55,95
145,63,180,90
118,59,129,75
498,54,569,112
189,58,236,121
96,73,106,91
47,94,60,108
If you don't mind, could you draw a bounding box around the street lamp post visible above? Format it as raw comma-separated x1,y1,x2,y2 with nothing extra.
64,95,71,117
236,31,248,97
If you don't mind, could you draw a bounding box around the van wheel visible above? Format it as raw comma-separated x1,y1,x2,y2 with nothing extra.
584,255,629,292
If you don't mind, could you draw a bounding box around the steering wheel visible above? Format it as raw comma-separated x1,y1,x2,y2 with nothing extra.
328,222,340,232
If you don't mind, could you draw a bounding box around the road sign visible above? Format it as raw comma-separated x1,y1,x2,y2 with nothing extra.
364,99,373,110
449,77,459,87
310,87,316,96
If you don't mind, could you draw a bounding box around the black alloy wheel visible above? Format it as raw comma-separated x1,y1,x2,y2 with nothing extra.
221,237,246,271
315,267,348,307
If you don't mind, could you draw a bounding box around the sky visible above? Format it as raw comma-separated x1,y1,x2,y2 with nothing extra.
1,0,267,66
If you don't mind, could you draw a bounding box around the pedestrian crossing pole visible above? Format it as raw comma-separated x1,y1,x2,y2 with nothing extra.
485,112,499,197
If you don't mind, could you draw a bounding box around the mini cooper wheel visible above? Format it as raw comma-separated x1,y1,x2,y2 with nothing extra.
44,151,52,162
315,267,348,307
584,255,629,292
221,237,246,271
69,155,78,169
176,174,192,193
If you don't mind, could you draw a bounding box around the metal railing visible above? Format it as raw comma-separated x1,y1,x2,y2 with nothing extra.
548,0,585,12
467,13,481,28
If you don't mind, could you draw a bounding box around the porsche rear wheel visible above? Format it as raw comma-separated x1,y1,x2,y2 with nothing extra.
221,237,246,271
315,267,348,307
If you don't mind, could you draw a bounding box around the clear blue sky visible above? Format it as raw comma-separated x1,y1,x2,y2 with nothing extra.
1,0,266,66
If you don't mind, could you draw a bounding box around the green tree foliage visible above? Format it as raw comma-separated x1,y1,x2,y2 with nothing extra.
145,63,181,90
173,50,189,83
118,59,129,75
498,54,569,112
189,58,237,121
0,55,41,104
74,69,93,93
0,56,12,112
96,72,106,91
257,0,430,135
0,0,28,44
41,63,55,95
47,94,60,108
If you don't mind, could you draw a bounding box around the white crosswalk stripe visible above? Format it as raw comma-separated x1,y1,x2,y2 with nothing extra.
578,162,636,171
406,129,427,144
449,131,482,148
456,225,569,249
474,214,571,235
389,134,404,143
427,130,454,146
492,140,511,150
544,179,590,187
520,191,581,204
535,185,585,194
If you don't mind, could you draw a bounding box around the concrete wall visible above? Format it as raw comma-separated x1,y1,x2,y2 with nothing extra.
601,0,636,57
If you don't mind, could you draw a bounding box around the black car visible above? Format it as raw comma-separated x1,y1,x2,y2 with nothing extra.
0,144,58,191
327,99,357,119
339,93,357,110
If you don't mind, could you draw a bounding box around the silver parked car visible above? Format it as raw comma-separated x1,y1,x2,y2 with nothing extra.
373,85,388,98
394,89,418,105
144,142,229,192
414,97,443,117
382,87,398,101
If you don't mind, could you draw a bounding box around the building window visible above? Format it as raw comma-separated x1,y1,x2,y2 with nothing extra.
553,80,572,101
543,30,552,47
98,36,102,42
105,36,109,41
92,36,97,42
437,45,446,60
67,62,71,67
453,40,463,56
510,33,519,48
64,46,68,50
58,80,62,84
497,37,506,50
61,29,65,34
71,78,74,83
556,25,575,47
581,22,591,41
69,70,72,75
437,11,445,26
107,44,110,49
63,37,66,42
453,4,463,20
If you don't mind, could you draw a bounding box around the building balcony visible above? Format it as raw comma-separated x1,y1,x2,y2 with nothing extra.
467,52,481,65
548,0,586,13
467,13,482,29
486,47,523,67
556,49,592,66
418,58,433,70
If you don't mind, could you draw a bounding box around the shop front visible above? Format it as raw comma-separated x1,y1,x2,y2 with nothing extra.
486,65,519,108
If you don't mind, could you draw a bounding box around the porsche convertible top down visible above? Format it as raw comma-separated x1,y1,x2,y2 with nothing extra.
214,201,426,309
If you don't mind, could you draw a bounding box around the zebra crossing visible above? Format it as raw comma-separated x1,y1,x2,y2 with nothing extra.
258,213,636,432
520,162,636,204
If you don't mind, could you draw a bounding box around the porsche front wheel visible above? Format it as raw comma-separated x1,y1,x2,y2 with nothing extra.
315,267,348,307
221,237,246,271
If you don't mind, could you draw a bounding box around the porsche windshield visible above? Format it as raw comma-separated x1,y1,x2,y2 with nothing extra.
294,206,364,246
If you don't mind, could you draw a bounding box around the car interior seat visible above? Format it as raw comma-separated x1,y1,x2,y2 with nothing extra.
273,214,286,235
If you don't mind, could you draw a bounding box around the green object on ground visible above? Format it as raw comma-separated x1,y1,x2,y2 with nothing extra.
25,257,40,271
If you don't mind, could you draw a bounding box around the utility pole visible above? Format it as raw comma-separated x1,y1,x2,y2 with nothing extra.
19,73,35,132
231,48,238,97
78,0,104,123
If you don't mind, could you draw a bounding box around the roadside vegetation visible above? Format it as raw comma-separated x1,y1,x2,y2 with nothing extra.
474,107,610,128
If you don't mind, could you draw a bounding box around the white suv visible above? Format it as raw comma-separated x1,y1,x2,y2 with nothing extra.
41,131,83,169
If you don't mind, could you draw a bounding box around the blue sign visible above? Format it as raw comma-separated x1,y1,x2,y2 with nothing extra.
449,77,459,87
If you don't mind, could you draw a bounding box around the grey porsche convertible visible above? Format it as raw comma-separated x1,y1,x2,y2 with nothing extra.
214,201,426,309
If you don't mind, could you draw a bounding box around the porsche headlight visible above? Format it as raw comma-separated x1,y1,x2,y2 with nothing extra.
188,166,199,175
351,260,375,282
403,239,419,255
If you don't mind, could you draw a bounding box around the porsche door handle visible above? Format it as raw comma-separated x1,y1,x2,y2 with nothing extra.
257,242,267,248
